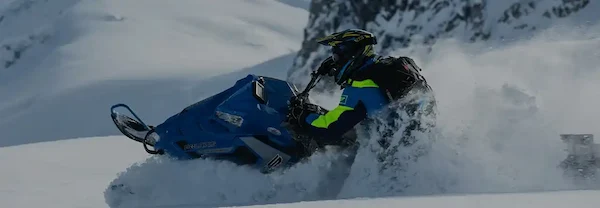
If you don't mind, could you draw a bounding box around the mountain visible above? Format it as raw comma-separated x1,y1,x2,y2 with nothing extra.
287,0,598,87
0,0,308,146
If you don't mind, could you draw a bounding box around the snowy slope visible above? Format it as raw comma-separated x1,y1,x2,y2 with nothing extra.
1,0,600,208
2,137,599,208
0,0,308,146
247,190,600,208
276,0,311,10
0,136,148,208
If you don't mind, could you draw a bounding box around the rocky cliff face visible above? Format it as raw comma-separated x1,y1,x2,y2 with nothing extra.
288,0,592,88
1,0,75,70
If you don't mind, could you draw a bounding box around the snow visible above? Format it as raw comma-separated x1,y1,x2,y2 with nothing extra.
276,0,311,10
0,136,149,208
0,0,307,146
248,190,600,208
1,0,600,207
2,137,600,208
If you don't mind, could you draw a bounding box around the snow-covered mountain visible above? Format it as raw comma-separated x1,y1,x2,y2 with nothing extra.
1,0,600,208
288,0,598,87
0,0,307,146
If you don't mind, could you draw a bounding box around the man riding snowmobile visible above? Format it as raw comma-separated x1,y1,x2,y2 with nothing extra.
108,28,437,175
286,29,437,148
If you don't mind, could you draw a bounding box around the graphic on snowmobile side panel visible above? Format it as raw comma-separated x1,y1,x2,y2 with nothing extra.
182,141,217,151
267,154,284,170
267,127,282,136
240,136,291,172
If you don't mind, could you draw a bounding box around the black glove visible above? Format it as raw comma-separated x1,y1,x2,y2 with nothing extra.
316,56,336,76
286,99,309,129
286,99,326,129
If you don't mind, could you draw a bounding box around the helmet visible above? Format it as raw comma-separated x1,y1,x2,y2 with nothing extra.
316,29,377,85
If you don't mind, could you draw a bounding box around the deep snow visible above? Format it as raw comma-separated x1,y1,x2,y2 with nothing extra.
245,190,600,208
1,0,600,208
2,136,599,208
0,136,148,208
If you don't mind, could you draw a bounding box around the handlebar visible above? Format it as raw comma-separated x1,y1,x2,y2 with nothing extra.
291,71,320,105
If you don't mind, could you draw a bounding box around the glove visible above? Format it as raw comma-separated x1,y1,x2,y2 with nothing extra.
286,99,325,129
286,99,309,129
316,56,336,76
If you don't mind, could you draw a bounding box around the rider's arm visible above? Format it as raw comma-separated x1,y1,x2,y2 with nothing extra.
302,81,387,141
303,92,366,140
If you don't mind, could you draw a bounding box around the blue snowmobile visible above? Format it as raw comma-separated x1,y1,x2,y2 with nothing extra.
110,72,356,173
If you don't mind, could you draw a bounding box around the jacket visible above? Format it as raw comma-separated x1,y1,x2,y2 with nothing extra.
299,55,433,143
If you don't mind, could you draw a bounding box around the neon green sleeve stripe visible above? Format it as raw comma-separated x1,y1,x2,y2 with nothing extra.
310,105,354,128
348,79,379,88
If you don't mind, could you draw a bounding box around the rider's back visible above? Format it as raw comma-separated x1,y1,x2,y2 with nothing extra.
350,55,437,146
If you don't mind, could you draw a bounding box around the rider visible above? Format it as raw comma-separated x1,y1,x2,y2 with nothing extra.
287,29,437,147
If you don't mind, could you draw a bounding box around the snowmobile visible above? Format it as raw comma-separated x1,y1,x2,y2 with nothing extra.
110,71,356,173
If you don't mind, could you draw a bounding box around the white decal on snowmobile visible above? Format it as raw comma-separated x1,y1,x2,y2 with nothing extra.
267,127,281,136
183,141,216,150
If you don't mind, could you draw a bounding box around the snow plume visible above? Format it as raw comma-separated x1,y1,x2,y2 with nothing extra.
104,146,356,208
339,24,600,198
338,90,440,198
105,24,600,207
